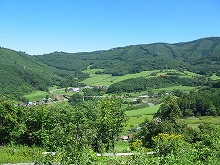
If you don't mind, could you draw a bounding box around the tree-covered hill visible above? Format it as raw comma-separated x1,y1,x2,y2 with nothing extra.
36,37,220,76
0,47,88,100
0,48,56,99
1,37,220,99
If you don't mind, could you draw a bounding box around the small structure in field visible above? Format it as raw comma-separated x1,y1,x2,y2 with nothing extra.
120,135,129,141
69,87,80,92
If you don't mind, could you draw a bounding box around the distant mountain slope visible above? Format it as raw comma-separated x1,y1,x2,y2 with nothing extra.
36,37,220,76
0,48,57,99
0,47,89,100
1,37,220,99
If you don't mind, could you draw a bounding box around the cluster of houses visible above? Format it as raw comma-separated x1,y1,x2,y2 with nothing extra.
20,97,53,106
67,85,109,93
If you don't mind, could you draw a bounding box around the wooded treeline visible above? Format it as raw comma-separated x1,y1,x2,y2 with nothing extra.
107,75,209,93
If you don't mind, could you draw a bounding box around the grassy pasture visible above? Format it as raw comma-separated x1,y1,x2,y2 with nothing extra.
125,104,160,132
24,91,48,101
114,141,130,152
52,88,66,94
183,116,220,129
81,70,159,86
81,69,202,86
181,70,200,77
125,104,160,117
83,68,105,75
0,145,43,164
152,85,195,92
125,115,154,130
209,74,220,80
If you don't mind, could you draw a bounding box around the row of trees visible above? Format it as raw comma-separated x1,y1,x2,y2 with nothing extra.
107,76,208,93
177,88,220,116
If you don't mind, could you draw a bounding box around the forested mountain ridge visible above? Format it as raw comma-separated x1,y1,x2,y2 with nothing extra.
1,37,220,99
0,48,57,99
0,47,87,100
36,37,220,75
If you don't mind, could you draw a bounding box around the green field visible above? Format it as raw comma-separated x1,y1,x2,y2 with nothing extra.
83,68,105,75
152,85,196,92
183,116,220,129
81,69,202,86
24,91,48,101
125,104,160,132
125,104,160,117
209,74,220,80
181,70,200,77
125,115,154,130
82,70,159,86
0,145,44,164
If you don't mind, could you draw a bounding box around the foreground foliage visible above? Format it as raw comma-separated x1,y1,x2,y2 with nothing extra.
1,90,220,164
0,97,127,164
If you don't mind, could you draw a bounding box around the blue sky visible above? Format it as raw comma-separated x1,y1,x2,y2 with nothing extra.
0,0,219,55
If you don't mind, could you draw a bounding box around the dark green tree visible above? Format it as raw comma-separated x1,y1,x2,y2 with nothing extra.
68,93,84,104
155,95,182,120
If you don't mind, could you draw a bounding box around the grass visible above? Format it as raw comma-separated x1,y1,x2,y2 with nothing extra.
152,85,195,92
181,70,200,77
0,145,43,164
82,69,202,86
183,116,220,129
209,74,220,80
83,68,105,75
118,107,156,153
52,88,66,94
24,91,48,101
114,141,130,152
125,104,160,117
81,74,113,86
81,70,160,86
124,104,160,132
48,85,58,91
126,115,154,129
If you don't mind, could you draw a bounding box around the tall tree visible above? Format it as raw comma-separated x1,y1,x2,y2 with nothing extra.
95,97,127,152
155,96,182,120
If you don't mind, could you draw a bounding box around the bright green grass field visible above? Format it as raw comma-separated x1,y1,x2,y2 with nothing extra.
125,115,154,129
83,68,105,75
125,104,161,117
124,104,160,132
81,70,159,86
152,85,195,92
52,88,67,94
183,116,220,129
81,69,201,86
24,91,48,101
0,145,43,164
52,89,83,97
209,74,220,80
181,70,200,77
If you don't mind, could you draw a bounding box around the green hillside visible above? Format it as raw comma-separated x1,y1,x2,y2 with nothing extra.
1,37,220,99
36,37,220,76
0,48,55,99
